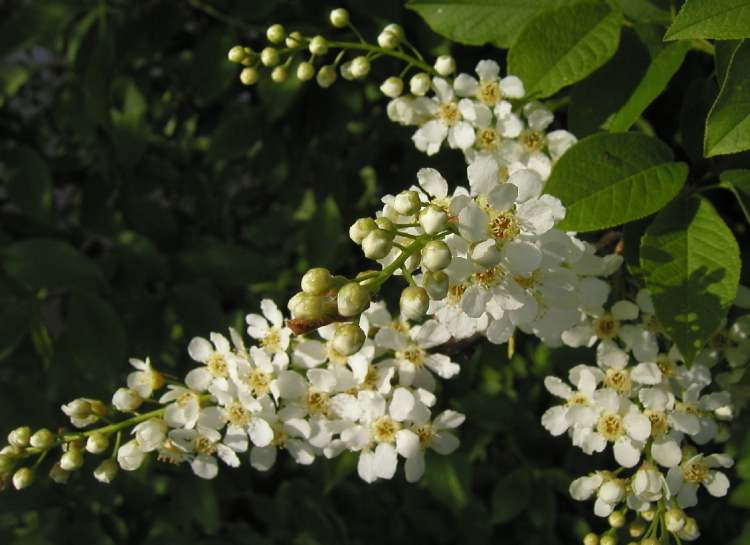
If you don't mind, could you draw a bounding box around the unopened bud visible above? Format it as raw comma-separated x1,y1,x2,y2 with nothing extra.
240,67,259,86
302,267,334,295
48,463,70,484
227,45,246,63
29,429,55,449
260,47,279,67
434,55,456,76
383,24,404,40
94,459,118,483
400,286,429,320
608,511,625,529
375,217,394,231
337,283,371,317
404,252,421,272
266,24,285,44
60,449,84,472
423,271,449,300
329,8,350,28
0,453,13,473
640,509,655,522
599,535,616,545
309,35,329,56
393,190,421,216
377,29,399,49
628,520,645,538
640,539,658,545
271,66,288,83
664,507,685,533
419,205,447,235
350,56,370,78
86,432,110,454
297,62,315,81
421,240,451,271
362,229,394,260
112,388,143,412
340,61,355,81
317,65,337,88
90,400,107,417
288,292,325,320
583,534,599,545
410,72,431,96
679,517,699,541
331,323,366,356
380,76,404,98
8,427,31,448
286,31,303,48
349,217,378,244
12,467,33,490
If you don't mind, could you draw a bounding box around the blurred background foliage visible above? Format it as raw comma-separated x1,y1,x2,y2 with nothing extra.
0,0,749,544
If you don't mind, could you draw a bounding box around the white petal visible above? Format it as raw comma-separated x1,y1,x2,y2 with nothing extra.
396,429,420,458
250,446,277,471
507,169,543,201
448,122,475,150
541,406,569,436
704,471,730,497
499,75,524,98
631,362,662,385
405,452,426,482
417,167,449,199
191,455,219,479
431,431,460,454
486,183,518,211
569,473,603,501
261,299,284,327
651,436,682,468
475,59,500,81
187,337,213,363
596,341,629,370
185,367,213,392
624,412,651,442
247,417,274,447
275,371,307,399
611,300,639,321
467,156,500,196
614,437,642,468
389,387,415,421
374,443,398,480
502,241,542,277
458,203,489,242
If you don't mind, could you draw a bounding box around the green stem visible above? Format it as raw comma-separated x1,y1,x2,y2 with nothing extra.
402,268,416,287
691,39,715,56
634,116,656,136
369,237,428,289
327,40,437,75
694,182,724,195
63,407,167,442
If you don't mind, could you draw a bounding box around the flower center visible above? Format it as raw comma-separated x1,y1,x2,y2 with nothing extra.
177,392,197,407
306,389,330,416
476,128,499,150
520,129,545,152
448,283,467,306
158,439,187,465
438,102,460,126
478,81,502,106
326,342,349,365
488,211,520,242
682,459,708,484
675,402,702,417
645,410,668,438
593,314,620,340
194,435,216,455
513,272,539,290
361,366,380,391
226,401,250,427
596,412,624,442
415,424,433,447
245,368,272,397
566,392,589,406
472,265,505,288
655,354,674,378
207,353,228,378
604,368,632,395
372,416,400,443
396,345,426,367
261,327,282,353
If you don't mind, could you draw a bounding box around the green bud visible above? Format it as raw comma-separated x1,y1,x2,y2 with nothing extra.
377,28,399,49
59,449,84,472
419,205,447,235
297,62,315,81
227,45,246,63
362,229,394,260
400,286,429,320
329,8,350,28
423,271,449,300
349,56,370,78
421,240,452,271
640,538,658,545
316,65,337,88
393,190,421,215
349,218,378,244
582,534,599,545
288,292,325,320
12,467,33,490
309,35,328,56
608,511,625,529
240,67,259,86
628,520,645,538
90,400,108,417
374,217,394,231
0,453,14,474
94,459,118,483
331,323,366,356
8,426,31,448
664,507,685,533
301,268,334,295
266,24,286,44
599,535,616,545
286,31,303,48
410,72,431,96
49,463,70,484
86,432,110,454
337,282,371,317
29,429,55,449
271,66,288,83
260,47,280,67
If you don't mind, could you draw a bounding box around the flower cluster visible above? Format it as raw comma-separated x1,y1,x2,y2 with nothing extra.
0,300,464,490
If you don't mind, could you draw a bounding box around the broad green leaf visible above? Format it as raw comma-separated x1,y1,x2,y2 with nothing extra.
110,79,149,167
640,197,741,363
424,452,473,509
705,40,750,157
406,0,571,48
3,239,104,292
610,0,671,23
0,65,29,101
508,1,622,98
0,147,54,222
544,133,687,231
720,169,750,223
603,41,690,132
0,300,34,361
665,0,750,40
490,468,532,525
715,40,741,84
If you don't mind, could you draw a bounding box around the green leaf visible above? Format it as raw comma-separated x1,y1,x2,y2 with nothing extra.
720,169,750,223
3,239,104,293
610,0,671,23
705,40,750,157
0,147,54,222
665,0,750,40
490,468,532,525
406,0,572,48
508,0,622,98
640,197,741,363
714,40,741,84
424,452,473,510
679,77,719,161
544,133,688,231
603,41,690,132
110,79,149,167
0,300,34,361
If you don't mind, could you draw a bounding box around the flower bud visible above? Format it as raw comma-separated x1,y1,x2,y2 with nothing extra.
340,61,355,81
331,323,366,356
86,432,110,454
271,66,288,83
628,520,645,538
434,54,455,76
362,229,394,260
349,217,378,244
350,56,371,78
117,439,146,471
260,47,279,67
410,73,431,96
302,267,334,295
297,62,315,81
599,535,616,545
583,534,599,545
400,286,429,320
227,45,246,63
640,509,655,522
337,282,371,317
419,205,447,235
329,8,349,28
112,388,143,412
286,31,302,48
423,271,449,300
12,467,33,490
664,507,685,533
383,24,404,40
421,241,451,271
60,449,84,472
393,190,420,216
377,29,399,49
240,67,259,86
375,217,394,231
90,400,108,417
266,24,285,44
8,426,31,448
48,463,70,484
29,429,55,449
133,419,167,452
640,539,658,545
608,511,625,528
94,458,118,483
317,65,337,88
288,292,325,320
0,453,13,474
380,76,404,98
404,252,421,272
309,35,329,56
597,479,624,504
1,445,21,456
678,517,700,541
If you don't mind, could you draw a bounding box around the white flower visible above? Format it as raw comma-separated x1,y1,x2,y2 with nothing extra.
395,409,464,482
245,299,291,368
666,453,733,508
184,333,236,392
127,357,163,398
117,439,146,471
132,418,167,452
454,60,525,107
112,388,143,412
412,77,476,155
541,365,602,436
159,386,201,429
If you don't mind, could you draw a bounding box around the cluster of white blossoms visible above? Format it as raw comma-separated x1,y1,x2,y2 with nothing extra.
0,299,464,490
542,290,749,544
